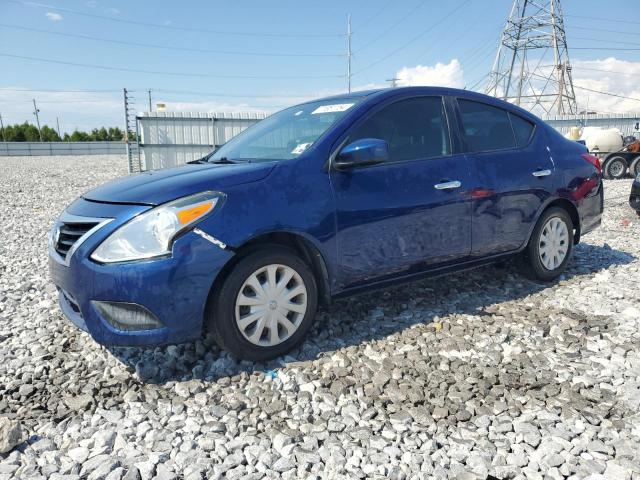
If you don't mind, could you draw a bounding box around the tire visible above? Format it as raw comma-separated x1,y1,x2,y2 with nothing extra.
207,246,318,361
630,156,640,178
603,156,627,180
519,207,574,282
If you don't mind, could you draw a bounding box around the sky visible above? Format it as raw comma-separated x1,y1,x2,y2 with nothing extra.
0,0,639,134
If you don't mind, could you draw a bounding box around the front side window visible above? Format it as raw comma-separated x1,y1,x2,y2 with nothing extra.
459,99,516,152
348,96,451,162
210,97,363,162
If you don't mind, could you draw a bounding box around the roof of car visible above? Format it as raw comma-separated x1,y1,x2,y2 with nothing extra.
300,86,541,123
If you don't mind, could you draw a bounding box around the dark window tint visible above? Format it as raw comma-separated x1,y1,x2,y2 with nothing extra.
459,99,516,152
509,112,535,147
349,97,450,162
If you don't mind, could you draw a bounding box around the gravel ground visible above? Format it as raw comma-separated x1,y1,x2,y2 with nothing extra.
1,154,639,480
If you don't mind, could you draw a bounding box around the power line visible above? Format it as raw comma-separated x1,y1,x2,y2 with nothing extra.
571,47,640,51
0,87,122,93
355,0,429,52
526,70,640,103
567,25,640,37
353,0,473,75
572,85,640,103
353,0,395,31
573,66,637,76
570,36,640,47
0,24,345,58
565,14,640,26
7,0,346,38
0,87,323,99
0,53,345,79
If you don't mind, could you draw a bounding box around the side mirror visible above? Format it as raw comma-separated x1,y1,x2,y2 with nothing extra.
334,138,389,170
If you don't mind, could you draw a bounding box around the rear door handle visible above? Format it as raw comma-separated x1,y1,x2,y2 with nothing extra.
532,169,552,177
434,180,462,190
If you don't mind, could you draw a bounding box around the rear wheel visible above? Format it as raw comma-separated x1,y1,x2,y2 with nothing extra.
603,156,627,179
207,247,318,361
519,207,573,281
630,156,640,178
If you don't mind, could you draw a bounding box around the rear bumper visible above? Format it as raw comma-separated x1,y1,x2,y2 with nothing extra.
580,179,602,236
630,178,640,215
48,199,234,346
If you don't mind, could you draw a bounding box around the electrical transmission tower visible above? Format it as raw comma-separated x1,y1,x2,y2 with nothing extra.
485,0,577,115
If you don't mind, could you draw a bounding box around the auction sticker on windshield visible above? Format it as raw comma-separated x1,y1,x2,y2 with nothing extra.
311,103,354,114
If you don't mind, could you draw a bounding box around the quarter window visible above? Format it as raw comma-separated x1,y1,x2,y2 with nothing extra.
458,99,516,152
349,97,450,162
509,112,535,147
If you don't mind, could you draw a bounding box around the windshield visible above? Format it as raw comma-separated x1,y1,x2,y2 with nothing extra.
210,97,362,162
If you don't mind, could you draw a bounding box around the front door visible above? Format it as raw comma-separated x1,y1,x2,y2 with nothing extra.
329,95,473,289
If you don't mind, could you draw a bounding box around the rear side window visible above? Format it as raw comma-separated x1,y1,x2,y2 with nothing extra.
458,99,516,152
509,112,535,147
349,96,450,162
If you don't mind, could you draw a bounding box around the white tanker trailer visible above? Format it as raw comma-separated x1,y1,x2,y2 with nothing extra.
567,127,640,179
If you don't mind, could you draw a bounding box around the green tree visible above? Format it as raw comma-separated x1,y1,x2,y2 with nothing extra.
41,125,61,142
108,127,124,141
1,122,126,142
70,130,91,142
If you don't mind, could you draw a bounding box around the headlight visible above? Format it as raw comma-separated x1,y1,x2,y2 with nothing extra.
91,191,224,263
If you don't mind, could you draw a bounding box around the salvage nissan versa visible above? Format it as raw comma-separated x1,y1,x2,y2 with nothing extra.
49,87,603,361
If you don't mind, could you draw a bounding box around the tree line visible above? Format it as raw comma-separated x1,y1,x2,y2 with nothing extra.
0,122,129,142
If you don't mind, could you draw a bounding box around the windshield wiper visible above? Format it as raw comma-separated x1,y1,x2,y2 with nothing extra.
210,156,239,164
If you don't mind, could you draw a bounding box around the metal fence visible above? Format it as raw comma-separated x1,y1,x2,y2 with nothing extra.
0,141,125,156
135,111,267,171
544,112,640,136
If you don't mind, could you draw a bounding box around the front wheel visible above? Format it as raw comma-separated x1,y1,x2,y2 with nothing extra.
207,247,318,361
519,207,574,282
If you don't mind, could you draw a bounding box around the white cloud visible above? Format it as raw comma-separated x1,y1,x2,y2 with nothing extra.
395,59,465,88
45,12,63,21
572,58,640,114
107,7,120,15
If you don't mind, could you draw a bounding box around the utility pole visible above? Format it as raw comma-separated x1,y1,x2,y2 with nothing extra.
32,99,43,142
0,113,5,142
347,14,352,93
485,0,576,115
386,77,400,88
148,89,153,112
56,117,61,139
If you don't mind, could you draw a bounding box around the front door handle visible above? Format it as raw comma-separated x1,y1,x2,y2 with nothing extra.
434,180,462,190
532,169,552,177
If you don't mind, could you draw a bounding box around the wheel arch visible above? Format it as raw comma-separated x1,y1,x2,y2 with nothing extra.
524,197,582,249
207,230,332,311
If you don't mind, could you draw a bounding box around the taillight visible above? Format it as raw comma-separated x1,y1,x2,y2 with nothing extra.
582,153,602,173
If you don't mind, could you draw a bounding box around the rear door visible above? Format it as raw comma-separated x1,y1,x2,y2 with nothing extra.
330,95,473,288
455,98,554,256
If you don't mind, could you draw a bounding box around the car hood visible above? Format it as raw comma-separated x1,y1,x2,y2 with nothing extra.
83,162,276,206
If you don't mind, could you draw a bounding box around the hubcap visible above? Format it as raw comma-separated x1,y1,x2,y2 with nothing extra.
610,160,624,177
538,217,569,270
235,264,307,347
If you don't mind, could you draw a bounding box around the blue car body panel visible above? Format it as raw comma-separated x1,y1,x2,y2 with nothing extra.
48,86,604,347
50,198,234,345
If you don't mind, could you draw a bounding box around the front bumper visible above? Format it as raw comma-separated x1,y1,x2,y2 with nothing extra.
49,198,234,346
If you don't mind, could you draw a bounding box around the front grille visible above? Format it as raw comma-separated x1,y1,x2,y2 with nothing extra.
54,221,99,259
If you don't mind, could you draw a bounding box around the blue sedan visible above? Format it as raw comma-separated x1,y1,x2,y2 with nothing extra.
49,87,603,360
